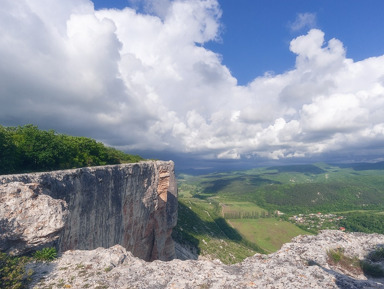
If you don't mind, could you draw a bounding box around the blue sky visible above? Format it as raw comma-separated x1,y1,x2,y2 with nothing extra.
1,0,384,171
207,0,384,85
92,0,384,85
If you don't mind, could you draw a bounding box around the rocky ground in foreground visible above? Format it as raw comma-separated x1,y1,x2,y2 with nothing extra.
29,230,384,289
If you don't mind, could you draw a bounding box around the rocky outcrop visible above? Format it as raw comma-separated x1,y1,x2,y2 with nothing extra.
0,182,68,255
28,230,384,288
0,161,178,261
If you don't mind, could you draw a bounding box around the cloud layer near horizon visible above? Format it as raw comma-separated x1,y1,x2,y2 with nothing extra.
1,0,384,162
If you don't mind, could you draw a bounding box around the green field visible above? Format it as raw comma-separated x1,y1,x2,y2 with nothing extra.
175,162,384,263
228,218,310,253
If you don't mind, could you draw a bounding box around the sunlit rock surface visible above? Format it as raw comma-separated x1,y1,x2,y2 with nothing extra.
0,161,177,261
0,182,68,255
29,230,384,288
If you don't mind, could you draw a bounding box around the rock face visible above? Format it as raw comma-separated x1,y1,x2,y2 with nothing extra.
0,161,178,261
0,182,68,255
28,230,384,289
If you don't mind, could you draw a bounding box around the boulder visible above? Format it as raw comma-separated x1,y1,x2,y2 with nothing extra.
0,182,68,255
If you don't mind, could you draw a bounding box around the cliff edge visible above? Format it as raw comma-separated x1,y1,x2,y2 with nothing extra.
0,161,178,261
28,230,384,288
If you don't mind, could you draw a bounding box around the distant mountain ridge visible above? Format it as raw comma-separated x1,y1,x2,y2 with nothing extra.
335,161,384,171
266,164,326,174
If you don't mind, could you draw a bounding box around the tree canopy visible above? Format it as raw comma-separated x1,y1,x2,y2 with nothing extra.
0,124,143,174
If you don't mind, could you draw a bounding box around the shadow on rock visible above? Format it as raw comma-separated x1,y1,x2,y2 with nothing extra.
26,259,58,288
308,255,384,289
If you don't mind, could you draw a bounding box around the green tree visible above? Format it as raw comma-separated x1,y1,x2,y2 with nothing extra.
0,124,144,174
0,125,18,174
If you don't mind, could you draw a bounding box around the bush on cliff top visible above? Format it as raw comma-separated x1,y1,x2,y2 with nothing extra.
327,247,384,278
32,247,57,262
0,124,143,174
0,252,31,289
0,248,59,288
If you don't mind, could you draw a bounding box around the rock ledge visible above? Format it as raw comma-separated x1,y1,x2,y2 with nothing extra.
30,230,384,288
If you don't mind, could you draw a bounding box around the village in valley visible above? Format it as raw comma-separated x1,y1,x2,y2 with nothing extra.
289,213,345,231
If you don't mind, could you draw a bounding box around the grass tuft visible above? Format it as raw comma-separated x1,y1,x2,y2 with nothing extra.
32,247,57,262
327,248,362,275
327,247,384,278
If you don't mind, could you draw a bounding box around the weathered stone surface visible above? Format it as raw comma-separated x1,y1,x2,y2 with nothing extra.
0,182,68,255
0,161,177,261
29,230,384,288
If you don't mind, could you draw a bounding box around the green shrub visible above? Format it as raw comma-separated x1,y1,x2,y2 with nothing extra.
327,247,384,277
104,266,112,272
367,247,384,262
361,261,384,278
0,252,32,289
0,247,57,288
32,247,57,262
360,247,384,278
327,248,344,263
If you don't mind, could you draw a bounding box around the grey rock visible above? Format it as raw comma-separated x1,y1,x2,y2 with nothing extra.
174,241,199,260
0,161,177,261
29,230,384,289
0,182,68,255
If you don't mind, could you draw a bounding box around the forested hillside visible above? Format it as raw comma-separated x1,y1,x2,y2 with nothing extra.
189,164,384,214
176,163,384,261
0,124,143,174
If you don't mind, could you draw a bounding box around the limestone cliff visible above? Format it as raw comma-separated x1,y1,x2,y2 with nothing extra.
0,161,178,261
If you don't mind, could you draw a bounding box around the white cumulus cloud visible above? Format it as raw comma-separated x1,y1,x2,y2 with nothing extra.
1,0,384,163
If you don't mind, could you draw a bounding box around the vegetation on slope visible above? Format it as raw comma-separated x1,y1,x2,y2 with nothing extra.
338,212,384,234
175,163,384,262
187,163,384,215
172,198,264,264
0,124,143,174
0,247,58,289
327,247,384,278
173,184,265,264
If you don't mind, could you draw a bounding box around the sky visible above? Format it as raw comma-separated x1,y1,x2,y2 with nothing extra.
1,0,384,172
